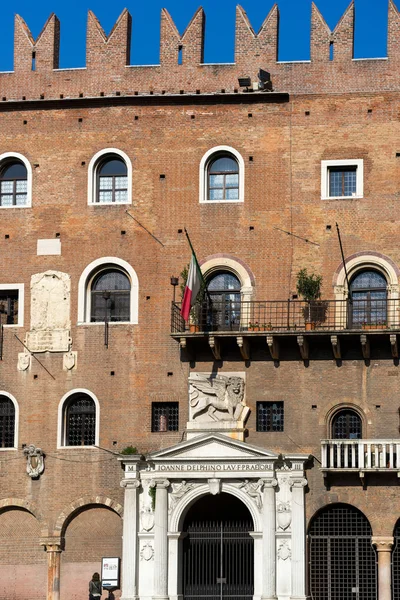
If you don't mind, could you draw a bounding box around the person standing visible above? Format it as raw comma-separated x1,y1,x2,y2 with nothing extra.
89,572,102,600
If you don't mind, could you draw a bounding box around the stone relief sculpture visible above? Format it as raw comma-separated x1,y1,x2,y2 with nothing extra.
17,352,31,371
169,480,195,513
140,506,155,531
189,373,246,422
23,444,45,478
63,351,77,370
25,271,71,353
277,501,292,530
140,543,154,561
277,540,291,561
239,479,264,510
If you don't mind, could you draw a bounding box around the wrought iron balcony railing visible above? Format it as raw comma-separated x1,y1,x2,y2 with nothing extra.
171,298,399,334
321,439,400,472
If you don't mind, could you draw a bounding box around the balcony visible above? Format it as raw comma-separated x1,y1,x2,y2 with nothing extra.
171,299,400,361
321,439,400,479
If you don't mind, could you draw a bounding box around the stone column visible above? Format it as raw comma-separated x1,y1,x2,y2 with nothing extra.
372,536,394,600
44,541,62,600
262,478,278,600
120,479,141,600
290,478,307,600
151,479,170,600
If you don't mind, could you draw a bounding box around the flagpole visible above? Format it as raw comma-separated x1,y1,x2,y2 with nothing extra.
336,223,352,303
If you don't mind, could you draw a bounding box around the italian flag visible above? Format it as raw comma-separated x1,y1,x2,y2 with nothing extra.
181,254,202,321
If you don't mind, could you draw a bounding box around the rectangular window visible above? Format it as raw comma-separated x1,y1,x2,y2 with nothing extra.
256,401,284,432
152,402,179,432
321,159,363,199
0,289,21,325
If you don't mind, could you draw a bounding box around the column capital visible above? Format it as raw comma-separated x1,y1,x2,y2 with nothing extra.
150,479,170,489
40,537,62,552
372,536,394,551
290,477,307,489
121,478,141,489
262,477,278,488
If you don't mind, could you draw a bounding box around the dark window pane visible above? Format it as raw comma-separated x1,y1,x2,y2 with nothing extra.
207,272,241,292
0,290,19,325
92,270,130,291
209,157,238,173
66,395,96,446
99,158,127,176
0,396,15,448
328,167,356,197
257,402,284,432
90,269,131,322
152,403,179,432
350,271,386,290
349,270,387,326
1,161,27,179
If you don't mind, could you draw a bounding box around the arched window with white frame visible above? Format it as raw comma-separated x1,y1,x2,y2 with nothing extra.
58,389,99,448
88,148,132,205
199,146,245,203
78,257,139,324
0,153,32,208
0,392,19,449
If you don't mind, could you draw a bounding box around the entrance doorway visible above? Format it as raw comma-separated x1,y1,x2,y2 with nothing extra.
182,493,254,600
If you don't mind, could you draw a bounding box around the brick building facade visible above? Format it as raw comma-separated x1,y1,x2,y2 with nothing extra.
1,2,400,600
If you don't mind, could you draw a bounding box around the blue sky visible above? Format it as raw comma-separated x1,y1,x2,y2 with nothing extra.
0,0,389,71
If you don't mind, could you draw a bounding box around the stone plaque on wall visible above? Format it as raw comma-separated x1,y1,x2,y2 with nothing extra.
25,271,71,353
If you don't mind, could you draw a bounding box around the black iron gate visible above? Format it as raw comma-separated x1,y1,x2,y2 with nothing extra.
183,520,254,600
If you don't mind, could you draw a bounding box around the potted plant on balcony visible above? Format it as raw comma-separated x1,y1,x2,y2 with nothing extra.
296,268,328,331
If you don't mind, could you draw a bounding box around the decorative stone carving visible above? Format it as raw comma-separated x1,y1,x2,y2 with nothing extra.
239,479,264,510
289,478,308,490
23,444,45,478
189,373,246,422
169,480,195,513
277,540,291,561
140,543,154,561
26,271,71,352
277,501,292,531
17,352,31,371
208,478,222,495
63,351,77,370
141,506,155,531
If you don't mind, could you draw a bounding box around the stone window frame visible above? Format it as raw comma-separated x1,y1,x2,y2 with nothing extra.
0,391,19,450
321,159,363,200
0,152,32,209
0,283,24,327
199,145,245,204
333,252,399,329
57,388,100,449
77,257,139,325
87,148,132,206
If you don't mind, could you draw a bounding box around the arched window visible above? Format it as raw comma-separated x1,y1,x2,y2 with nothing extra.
97,157,128,203
0,160,28,207
332,409,362,439
208,155,239,201
63,393,96,447
0,395,16,448
88,149,132,205
349,270,387,328
206,271,241,331
309,504,376,600
199,146,245,203
78,257,139,324
90,268,131,322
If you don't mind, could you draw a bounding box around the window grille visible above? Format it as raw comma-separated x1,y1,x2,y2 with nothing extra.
65,395,96,446
328,166,357,197
152,402,179,432
256,402,284,432
332,409,362,439
0,161,28,206
349,270,387,327
0,396,15,448
208,155,239,201
91,269,130,322
97,157,128,203
309,504,377,600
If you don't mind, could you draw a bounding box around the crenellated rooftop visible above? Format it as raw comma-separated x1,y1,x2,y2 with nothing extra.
2,1,400,101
